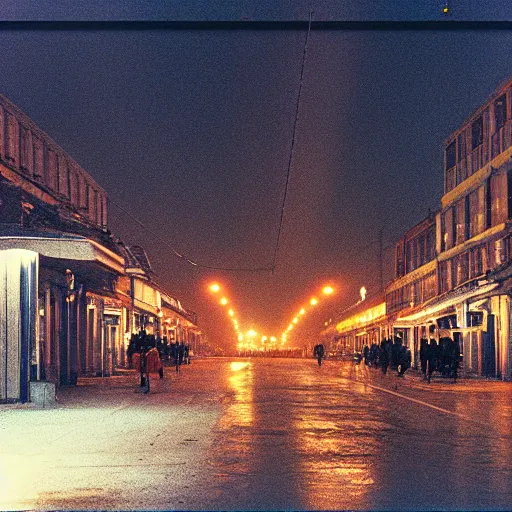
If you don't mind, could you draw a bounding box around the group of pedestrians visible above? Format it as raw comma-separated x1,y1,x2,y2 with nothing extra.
419,326,460,383
126,330,192,393
127,330,191,369
361,326,460,383
363,335,412,377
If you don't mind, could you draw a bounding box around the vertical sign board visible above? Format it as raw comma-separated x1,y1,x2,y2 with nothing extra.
0,249,38,402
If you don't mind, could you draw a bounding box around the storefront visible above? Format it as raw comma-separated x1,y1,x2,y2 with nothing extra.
0,232,124,401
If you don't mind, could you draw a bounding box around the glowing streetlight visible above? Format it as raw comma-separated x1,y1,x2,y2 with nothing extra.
228,309,234,317
299,308,306,315
310,297,318,306
209,283,221,293
220,297,228,306
322,286,334,295
293,317,298,324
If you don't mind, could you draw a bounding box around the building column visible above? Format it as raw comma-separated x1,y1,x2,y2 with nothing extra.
0,249,38,402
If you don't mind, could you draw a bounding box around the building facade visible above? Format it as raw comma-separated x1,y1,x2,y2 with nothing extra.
323,76,512,380
0,94,200,402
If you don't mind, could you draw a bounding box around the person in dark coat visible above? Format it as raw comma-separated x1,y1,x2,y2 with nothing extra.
449,337,460,383
427,338,438,383
313,343,325,366
363,344,370,365
397,346,411,377
380,340,389,375
419,338,429,380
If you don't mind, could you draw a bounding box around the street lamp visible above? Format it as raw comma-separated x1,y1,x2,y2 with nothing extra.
209,283,221,293
322,286,334,295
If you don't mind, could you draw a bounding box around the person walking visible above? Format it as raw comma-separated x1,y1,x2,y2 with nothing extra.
419,338,429,380
427,325,438,383
313,343,325,366
380,340,389,375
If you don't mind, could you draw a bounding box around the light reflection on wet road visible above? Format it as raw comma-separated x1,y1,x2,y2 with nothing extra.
208,358,512,511
1,357,511,510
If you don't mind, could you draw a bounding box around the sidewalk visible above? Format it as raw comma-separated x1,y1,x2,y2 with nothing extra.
345,361,512,394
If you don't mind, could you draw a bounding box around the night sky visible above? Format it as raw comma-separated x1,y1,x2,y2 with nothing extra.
2,2,512,349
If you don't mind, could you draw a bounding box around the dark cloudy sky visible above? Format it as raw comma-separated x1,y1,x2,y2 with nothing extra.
1,2,512,348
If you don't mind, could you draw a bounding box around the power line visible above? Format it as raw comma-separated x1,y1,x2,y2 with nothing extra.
271,11,313,274
108,198,273,272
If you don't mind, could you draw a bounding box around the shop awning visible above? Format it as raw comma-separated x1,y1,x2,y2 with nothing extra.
0,231,124,274
394,282,498,325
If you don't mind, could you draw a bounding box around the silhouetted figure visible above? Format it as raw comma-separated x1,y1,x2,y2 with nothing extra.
419,338,429,380
380,341,389,375
313,343,325,366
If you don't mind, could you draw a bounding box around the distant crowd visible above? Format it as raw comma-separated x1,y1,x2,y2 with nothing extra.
363,336,412,377
362,326,460,382
127,329,191,370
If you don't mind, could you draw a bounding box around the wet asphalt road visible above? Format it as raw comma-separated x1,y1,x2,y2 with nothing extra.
1,357,511,511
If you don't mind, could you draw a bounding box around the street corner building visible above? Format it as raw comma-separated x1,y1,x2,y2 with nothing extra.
323,75,512,381
0,94,201,403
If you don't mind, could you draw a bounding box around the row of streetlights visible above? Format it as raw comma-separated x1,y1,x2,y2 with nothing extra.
207,282,335,351
281,286,335,345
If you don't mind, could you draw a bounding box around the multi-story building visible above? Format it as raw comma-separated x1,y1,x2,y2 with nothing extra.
323,76,512,380
0,94,199,402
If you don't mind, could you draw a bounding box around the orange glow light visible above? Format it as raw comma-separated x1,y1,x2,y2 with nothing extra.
209,283,221,293
322,286,334,295
220,297,228,306
310,298,318,306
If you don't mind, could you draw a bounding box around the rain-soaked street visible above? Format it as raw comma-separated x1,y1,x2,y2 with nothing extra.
1,357,512,511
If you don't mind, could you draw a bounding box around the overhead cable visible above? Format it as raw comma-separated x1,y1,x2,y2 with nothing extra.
271,11,313,274
109,199,273,272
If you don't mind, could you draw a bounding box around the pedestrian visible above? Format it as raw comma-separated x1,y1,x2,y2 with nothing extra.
448,337,460,383
380,340,389,375
427,325,438,383
397,345,411,377
363,344,370,365
419,338,429,380
313,343,325,366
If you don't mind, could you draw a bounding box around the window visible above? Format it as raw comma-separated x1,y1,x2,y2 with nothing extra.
33,136,44,179
418,233,425,266
20,126,33,174
445,140,456,170
457,131,467,163
441,209,454,251
494,94,507,131
395,240,405,277
5,112,19,164
455,198,466,245
470,246,485,278
469,186,485,238
452,252,469,286
426,225,436,261
471,116,483,150
46,148,58,191
58,155,70,198
439,260,450,294
490,172,507,226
